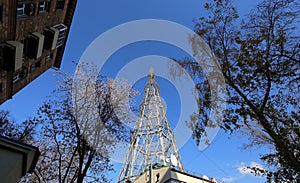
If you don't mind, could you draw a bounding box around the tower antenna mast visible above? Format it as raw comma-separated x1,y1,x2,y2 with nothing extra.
118,67,183,182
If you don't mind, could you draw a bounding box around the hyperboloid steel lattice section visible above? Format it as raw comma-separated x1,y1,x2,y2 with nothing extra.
118,67,183,183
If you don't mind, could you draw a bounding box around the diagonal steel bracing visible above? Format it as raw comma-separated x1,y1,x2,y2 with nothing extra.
118,67,183,183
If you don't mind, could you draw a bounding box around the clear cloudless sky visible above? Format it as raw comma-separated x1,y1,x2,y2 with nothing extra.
0,1,268,182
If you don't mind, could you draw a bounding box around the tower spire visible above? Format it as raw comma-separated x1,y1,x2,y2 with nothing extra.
118,67,183,183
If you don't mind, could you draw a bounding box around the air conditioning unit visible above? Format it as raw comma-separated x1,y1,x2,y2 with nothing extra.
2,41,24,72
27,32,45,58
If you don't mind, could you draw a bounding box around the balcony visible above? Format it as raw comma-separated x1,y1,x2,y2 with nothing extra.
1,41,24,72
26,32,45,59
43,24,67,50
43,27,59,50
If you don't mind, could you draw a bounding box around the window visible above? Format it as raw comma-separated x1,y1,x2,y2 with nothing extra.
46,53,53,61
17,3,35,16
17,4,25,16
30,60,41,71
13,72,21,83
56,0,65,10
39,1,51,13
13,68,28,83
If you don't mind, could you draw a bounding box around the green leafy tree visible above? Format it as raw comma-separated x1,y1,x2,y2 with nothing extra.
177,0,299,182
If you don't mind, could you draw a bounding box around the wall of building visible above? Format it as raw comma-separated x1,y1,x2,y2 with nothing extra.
133,166,216,183
170,170,215,183
0,0,17,41
0,0,75,104
134,166,170,183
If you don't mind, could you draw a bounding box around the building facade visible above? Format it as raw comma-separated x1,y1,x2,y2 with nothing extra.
0,0,77,104
0,135,40,183
134,166,217,183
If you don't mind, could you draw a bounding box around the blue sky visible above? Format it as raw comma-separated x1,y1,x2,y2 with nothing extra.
0,0,268,182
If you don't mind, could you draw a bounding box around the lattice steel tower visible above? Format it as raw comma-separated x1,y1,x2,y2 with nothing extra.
118,67,184,183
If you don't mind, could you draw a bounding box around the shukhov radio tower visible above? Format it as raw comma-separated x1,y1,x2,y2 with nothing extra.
118,67,184,183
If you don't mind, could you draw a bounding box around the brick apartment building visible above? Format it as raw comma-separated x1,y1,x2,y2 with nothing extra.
0,0,77,104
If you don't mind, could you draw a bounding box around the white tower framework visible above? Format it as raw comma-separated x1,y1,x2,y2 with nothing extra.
118,67,184,183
